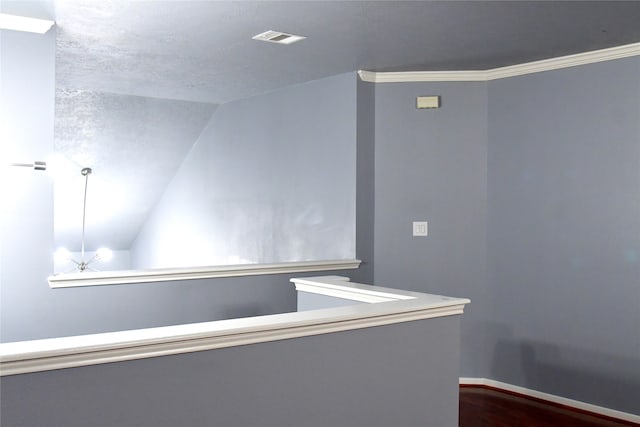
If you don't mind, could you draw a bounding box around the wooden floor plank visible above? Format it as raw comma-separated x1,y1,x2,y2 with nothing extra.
459,387,639,427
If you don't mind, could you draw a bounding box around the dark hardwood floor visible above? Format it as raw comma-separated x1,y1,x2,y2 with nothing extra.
459,386,639,427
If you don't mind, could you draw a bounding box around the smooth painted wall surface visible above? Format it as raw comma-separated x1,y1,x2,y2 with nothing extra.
373,81,490,378
297,291,365,311
371,59,640,415
487,57,640,414
0,1,56,343
354,79,376,284
1,316,462,427
131,73,357,269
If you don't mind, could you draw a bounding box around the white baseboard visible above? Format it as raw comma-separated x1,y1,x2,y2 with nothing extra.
459,377,640,424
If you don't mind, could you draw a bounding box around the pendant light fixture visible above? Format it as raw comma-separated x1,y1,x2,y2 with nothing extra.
56,167,112,272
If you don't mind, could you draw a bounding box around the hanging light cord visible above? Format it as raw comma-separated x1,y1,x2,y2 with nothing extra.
80,167,92,263
57,166,111,274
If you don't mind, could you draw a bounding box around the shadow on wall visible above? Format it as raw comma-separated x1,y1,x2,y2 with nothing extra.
218,302,291,320
488,324,640,415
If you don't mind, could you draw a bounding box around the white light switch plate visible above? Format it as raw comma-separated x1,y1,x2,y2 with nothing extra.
413,221,428,237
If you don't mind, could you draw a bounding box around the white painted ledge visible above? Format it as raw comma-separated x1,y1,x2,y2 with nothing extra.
1,276,469,376
460,377,640,424
359,41,640,83
48,259,361,288
294,275,435,303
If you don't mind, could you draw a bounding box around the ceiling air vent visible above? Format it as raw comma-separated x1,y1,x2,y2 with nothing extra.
252,30,306,45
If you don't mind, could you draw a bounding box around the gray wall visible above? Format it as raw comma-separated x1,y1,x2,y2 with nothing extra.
131,73,357,269
353,79,376,284
0,0,56,343
370,57,640,414
1,315,462,427
487,57,640,414
297,291,365,311
373,81,491,379
3,273,298,341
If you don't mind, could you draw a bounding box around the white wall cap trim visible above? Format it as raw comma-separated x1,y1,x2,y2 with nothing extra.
459,377,640,424
292,275,443,303
47,259,362,288
359,42,640,83
1,276,469,376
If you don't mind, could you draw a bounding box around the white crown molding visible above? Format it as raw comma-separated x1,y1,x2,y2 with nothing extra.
359,42,640,83
47,259,362,288
358,69,487,83
485,42,640,80
1,276,469,376
459,377,640,424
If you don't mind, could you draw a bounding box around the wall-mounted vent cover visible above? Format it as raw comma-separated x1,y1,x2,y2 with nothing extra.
252,30,306,45
416,96,441,109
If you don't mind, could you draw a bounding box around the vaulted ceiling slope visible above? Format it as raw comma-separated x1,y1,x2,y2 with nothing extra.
53,90,217,251
55,1,640,105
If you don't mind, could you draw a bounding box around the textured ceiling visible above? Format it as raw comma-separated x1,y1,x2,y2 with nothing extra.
55,1,640,104
50,0,640,259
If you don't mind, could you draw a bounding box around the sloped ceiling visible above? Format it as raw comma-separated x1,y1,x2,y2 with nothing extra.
54,90,217,250
51,1,640,254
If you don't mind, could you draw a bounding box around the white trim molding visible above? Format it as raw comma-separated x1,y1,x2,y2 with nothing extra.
459,377,640,424
294,275,427,303
1,276,469,376
359,42,640,83
48,259,361,288
358,69,488,83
